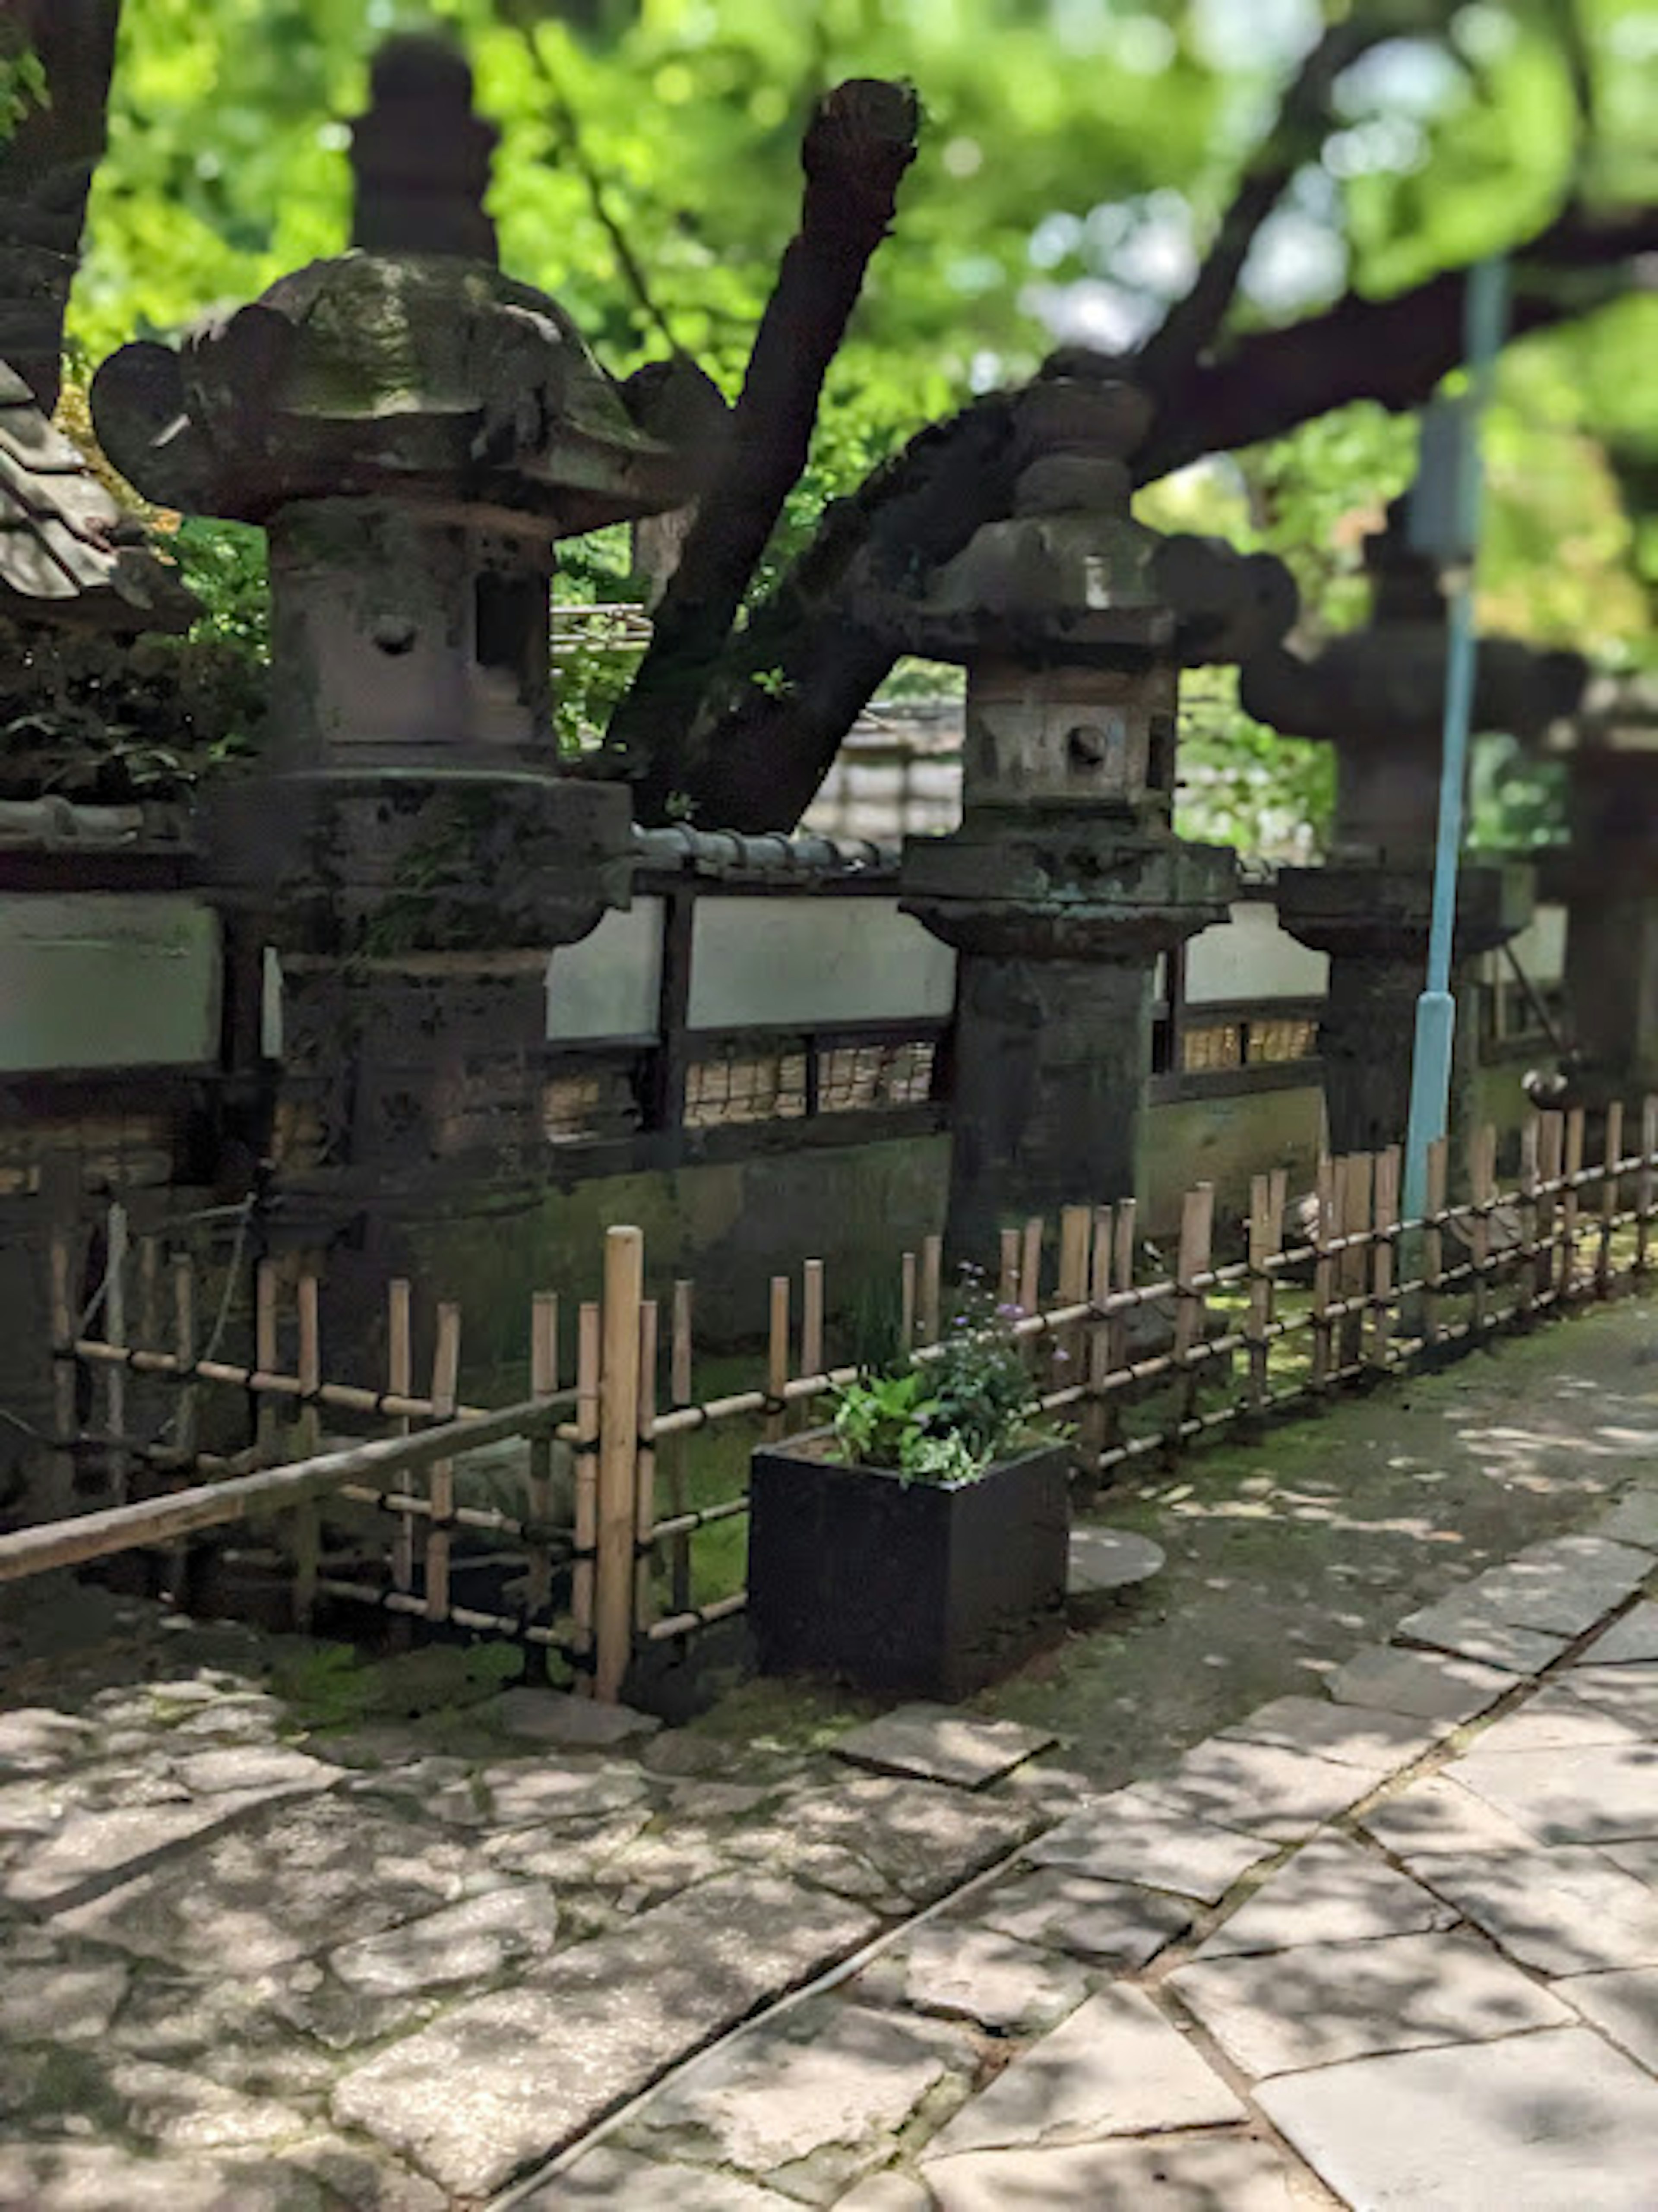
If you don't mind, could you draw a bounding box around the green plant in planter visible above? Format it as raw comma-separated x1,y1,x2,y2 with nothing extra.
828,1278,1052,1486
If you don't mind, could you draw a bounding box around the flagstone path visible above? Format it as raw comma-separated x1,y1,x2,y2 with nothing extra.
5,1302,1658,2207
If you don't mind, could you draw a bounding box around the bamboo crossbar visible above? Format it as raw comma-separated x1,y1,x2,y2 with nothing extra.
0,1395,563,1585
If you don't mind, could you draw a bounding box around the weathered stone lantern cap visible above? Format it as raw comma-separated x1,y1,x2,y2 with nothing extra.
91,251,696,535
872,376,1296,667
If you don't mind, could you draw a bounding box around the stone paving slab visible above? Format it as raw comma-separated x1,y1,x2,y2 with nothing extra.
1455,1679,1645,1755
920,1986,1244,2157
1552,1660,1658,1732
488,1687,661,1748
0,2141,341,2211
1167,1929,1570,2077
1446,1738,1658,1844
1579,1603,1658,1664
968,1864,1193,1968
1137,1734,1379,1841
1022,1786,1274,1902
1391,1596,1569,1674
832,1706,1057,1790
1067,1526,1165,1592
617,1998,972,2204
853,1921,1089,2035
526,2146,793,2206
1556,1964,1658,2070
1465,1536,1652,1638
1324,1643,1511,1723
327,1880,566,1997
1256,2027,1658,2210
1357,1772,1542,1860
917,2131,1316,2210
1594,1492,1658,1552
1193,1834,1457,1960
2,1789,289,1909
1404,1842,1658,1977
1220,1694,1445,1772
332,1876,882,2199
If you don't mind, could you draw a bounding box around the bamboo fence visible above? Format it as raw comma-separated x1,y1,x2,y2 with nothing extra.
9,1101,1657,1703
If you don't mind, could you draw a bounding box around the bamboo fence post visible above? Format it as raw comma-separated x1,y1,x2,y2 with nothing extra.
136,1231,160,1450
594,1226,645,1704
47,1222,77,1516
919,1235,943,1347
1641,1098,1658,1277
1599,1099,1624,1296
899,1251,917,1353
1107,1198,1137,1386
1562,1107,1586,1301
1057,1204,1092,1393
527,1291,559,1630
574,1301,601,1687
1338,1154,1373,1373
634,1299,658,1632
387,1279,414,1603
667,1281,693,1616
997,1228,1020,1307
254,1258,279,1459
291,1272,323,1627
802,1259,826,1386
104,1201,129,1498
766,1275,790,1443
1311,1158,1338,1392
1081,1203,1114,1470
1423,1138,1448,1348
1469,1125,1497,1341
1018,1216,1043,1316
171,1253,199,1465
1538,1111,1565,1306
1244,1174,1273,1416
1370,1148,1400,1372
1518,1117,1542,1325
423,1302,461,1624
1172,1182,1214,1438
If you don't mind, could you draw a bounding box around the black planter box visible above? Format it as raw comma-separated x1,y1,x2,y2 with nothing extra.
747,1431,1071,1701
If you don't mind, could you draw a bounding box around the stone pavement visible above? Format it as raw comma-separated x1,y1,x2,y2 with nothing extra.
523,1500,1658,2211
5,1312,1658,2207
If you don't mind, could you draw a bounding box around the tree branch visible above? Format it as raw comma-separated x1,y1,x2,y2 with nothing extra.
1135,201,1658,482
0,0,122,412
604,76,920,819
1134,15,1395,392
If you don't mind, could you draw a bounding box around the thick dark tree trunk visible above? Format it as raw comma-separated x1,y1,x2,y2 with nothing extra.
609,76,919,820
0,0,122,411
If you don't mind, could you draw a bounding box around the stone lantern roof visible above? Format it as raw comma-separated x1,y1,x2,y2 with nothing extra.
1241,498,1587,748
89,38,695,538
0,360,197,633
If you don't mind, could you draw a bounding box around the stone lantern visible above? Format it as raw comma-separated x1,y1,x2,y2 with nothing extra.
89,38,699,1215
876,372,1289,1261
1242,495,1585,1161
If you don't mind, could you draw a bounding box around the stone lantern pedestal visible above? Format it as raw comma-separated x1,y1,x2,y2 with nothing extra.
873,374,1291,1262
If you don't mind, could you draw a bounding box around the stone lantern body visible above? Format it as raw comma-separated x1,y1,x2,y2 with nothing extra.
1242,500,1585,1161
88,38,698,1294
880,377,1257,1262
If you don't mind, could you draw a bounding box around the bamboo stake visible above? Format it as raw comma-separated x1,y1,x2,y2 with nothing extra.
766,1275,790,1443
634,1299,658,1632
899,1251,917,1352
919,1235,943,1347
1537,1111,1564,1306
997,1228,1020,1307
1423,1138,1449,1348
388,1278,414,1602
1469,1124,1496,1340
1057,1204,1092,1396
254,1258,279,1459
1173,1183,1214,1431
1338,1155,1373,1371
1310,1159,1337,1391
802,1259,826,1384
48,1222,76,1518
1370,1147,1400,1372
423,1303,461,1624
104,1202,129,1499
1641,1098,1658,1276
1518,1117,1541,1324
1245,1173,1279,1411
595,1227,645,1703
171,1253,199,1464
667,1281,693,1616
1018,1216,1043,1316
1599,1099,1624,1296
527,1291,559,1627
136,1232,160,1451
291,1271,323,1627
1081,1203,1114,1469
574,1300,601,1687
1562,1107,1586,1298
1107,1198,1137,1387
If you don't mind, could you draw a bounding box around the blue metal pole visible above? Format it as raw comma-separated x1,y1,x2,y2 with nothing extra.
1401,256,1510,1223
